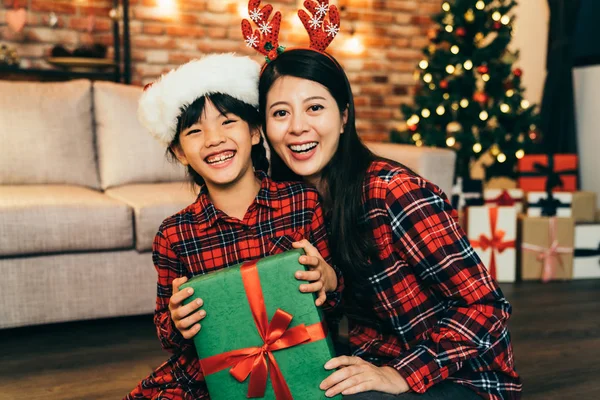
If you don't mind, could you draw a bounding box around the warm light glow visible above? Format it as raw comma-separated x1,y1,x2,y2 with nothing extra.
516,149,525,159
419,60,429,69
238,2,249,18
446,65,455,74
443,93,450,100
412,133,422,141
500,103,510,113
506,89,515,97
460,98,469,108
451,45,459,54
501,15,510,25
497,153,507,163
490,145,500,156
482,73,490,81
422,108,431,118
446,137,456,147
423,73,432,83
415,140,423,147
157,0,177,16
344,36,364,55
436,105,446,115
521,99,530,109
476,1,485,10
492,11,502,21
451,102,459,110
479,110,489,120
473,143,482,153
407,115,420,125
445,25,453,33
442,2,451,12
464,60,473,70
429,83,436,90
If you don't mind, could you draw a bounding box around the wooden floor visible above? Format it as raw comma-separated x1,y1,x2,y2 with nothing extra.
0,280,598,399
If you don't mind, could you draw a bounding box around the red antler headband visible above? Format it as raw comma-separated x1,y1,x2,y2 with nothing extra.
241,0,340,63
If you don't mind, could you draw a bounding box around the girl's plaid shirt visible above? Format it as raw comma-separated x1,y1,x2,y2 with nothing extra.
343,159,522,400
127,172,342,400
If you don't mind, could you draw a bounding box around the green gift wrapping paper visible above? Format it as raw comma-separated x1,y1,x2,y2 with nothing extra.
180,249,340,400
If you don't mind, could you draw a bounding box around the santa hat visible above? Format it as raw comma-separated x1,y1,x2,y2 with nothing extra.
138,53,261,146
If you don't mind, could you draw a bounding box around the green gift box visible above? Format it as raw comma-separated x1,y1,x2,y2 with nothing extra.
180,249,340,400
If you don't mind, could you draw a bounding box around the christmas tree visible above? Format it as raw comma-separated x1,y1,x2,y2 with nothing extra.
391,0,541,180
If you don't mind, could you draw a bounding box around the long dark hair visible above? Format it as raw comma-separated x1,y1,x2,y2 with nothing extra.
259,49,378,275
167,93,269,187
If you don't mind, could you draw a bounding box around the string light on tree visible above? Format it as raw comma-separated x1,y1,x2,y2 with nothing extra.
476,1,485,10
429,83,436,90
421,108,431,118
497,153,507,163
492,11,501,21
460,98,469,108
501,15,510,25
423,73,432,83
516,149,525,159
451,102,459,110
464,9,475,23
482,74,490,81
412,133,421,141
506,89,515,97
473,142,483,153
500,103,510,113
445,25,453,32
480,110,489,120
406,115,420,126
442,2,451,12
446,64,455,74
451,45,459,54
521,99,530,109
446,137,456,146
464,60,473,70
490,144,500,156
443,93,450,99
436,105,446,115
419,60,429,69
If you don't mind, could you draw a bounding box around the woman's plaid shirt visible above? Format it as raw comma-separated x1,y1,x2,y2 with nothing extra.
126,173,341,400
342,159,521,400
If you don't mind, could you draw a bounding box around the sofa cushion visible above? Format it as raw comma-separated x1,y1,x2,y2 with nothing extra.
105,182,198,251
0,185,133,256
93,81,187,190
0,80,100,189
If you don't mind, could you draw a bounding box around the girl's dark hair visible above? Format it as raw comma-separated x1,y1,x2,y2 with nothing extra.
259,49,378,275
167,93,269,186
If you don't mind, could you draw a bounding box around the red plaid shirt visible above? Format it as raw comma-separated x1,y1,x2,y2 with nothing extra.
342,160,521,399
126,173,341,400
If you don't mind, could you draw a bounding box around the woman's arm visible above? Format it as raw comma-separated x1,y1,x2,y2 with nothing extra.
380,173,513,393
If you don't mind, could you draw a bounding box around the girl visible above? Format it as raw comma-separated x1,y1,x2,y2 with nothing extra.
126,53,341,400
259,49,522,400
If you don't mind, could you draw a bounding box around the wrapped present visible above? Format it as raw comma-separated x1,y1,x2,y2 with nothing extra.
180,249,339,400
485,177,518,190
571,192,597,223
517,154,578,192
467,206,517,282
484,188,524,213
526,192,572,217
573,224,600,279
520,216,574,281
451,177,484,211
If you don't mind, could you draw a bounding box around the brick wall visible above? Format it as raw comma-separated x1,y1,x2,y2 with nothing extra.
1,0,442,141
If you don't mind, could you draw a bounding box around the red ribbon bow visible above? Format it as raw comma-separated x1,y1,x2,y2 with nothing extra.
485,190,516,206
471,207,516,278
199,261,327,399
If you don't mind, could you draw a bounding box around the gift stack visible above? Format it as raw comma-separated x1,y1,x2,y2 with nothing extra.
454,153,599,283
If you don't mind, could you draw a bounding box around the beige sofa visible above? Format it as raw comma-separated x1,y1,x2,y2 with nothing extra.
0,79,455,329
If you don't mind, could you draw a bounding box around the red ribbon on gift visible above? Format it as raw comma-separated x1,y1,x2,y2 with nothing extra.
484,190,517,206
199,261,328,399
522,217,573,282
470,207,515,279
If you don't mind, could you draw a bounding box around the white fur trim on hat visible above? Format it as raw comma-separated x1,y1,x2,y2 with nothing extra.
138,53,261,146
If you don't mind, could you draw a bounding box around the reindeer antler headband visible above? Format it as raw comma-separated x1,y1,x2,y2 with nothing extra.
242,0,341,63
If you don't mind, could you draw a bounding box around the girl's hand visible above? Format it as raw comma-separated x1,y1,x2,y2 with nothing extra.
292,239,337,307
168,276,206,339
320,356,410,397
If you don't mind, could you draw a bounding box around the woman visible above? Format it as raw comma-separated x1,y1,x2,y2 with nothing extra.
259,49,521,400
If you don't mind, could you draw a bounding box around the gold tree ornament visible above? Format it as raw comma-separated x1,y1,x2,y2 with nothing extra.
446,121,463,134
464,9,475,22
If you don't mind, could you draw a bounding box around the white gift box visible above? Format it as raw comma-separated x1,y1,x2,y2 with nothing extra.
526,192,573,217
484,188,524,213
573,224,600,279
467,206,517,282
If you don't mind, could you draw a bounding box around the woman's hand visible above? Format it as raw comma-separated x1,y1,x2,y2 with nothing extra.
168,276,206,339
320,356,410,397
292,239,338,307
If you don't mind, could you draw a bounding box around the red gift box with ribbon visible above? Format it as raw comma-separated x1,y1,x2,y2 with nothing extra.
467,206,517,282
517,154,578,192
